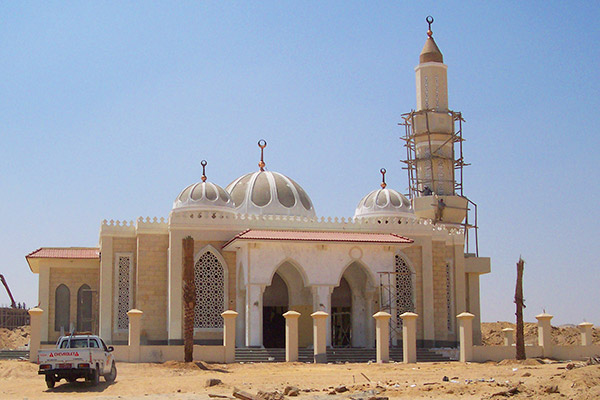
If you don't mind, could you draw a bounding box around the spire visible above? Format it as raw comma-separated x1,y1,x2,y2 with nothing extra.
258,139,267,171
380,168,387,189
200,160,207,182
419,16,443,64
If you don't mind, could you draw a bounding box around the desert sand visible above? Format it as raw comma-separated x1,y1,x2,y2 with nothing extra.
2,358,600,399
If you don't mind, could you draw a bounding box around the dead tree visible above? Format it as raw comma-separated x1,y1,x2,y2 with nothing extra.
514,257,526,360
182,236,195,363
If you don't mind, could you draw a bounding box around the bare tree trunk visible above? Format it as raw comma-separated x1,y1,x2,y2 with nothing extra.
183,236,195,363
514,257,526,360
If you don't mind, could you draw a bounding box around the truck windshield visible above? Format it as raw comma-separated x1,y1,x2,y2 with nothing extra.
59,338,99,348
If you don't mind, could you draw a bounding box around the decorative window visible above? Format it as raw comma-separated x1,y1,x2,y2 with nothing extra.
194,251,225,329
395,255,415,328
446,263,454,332
55,284,70,332
115,254,133,330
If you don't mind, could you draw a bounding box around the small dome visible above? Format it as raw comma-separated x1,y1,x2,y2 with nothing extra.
173,181,235,213
354,188,415,219
225,171,316,218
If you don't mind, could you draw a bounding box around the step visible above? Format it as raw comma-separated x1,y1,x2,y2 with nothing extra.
235,348,452,363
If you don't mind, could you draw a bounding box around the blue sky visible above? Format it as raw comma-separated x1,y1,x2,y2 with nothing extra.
1,2,599,325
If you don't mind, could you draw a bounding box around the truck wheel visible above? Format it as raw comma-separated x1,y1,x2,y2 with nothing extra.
90,367,100,386
45,375,55,389
104,362,117,383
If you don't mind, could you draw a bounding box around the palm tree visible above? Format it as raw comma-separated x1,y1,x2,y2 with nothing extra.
182,236,195,362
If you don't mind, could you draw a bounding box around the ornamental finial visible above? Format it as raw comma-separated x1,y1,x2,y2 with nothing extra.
426,15,434,38
380,168,387,189
258,139,267,171
201,160,207,182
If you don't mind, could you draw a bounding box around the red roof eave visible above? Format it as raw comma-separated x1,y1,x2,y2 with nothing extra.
222,229,413,249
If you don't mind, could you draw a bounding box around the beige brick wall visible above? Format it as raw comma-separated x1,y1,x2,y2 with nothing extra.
48,266,99,342
136,234,169,341
432,241,452,340
400,245,423,339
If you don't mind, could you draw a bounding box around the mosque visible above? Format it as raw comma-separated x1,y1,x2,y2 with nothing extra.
25,19,490,350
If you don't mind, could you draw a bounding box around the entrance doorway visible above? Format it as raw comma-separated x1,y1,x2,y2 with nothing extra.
331,277,352,347
262,273,288,348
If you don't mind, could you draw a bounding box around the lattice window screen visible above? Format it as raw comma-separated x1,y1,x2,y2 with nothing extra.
117,255,131,330
194,252,225,328
395,255,415,328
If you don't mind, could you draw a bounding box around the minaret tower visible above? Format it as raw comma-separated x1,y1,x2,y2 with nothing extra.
402,16,469,224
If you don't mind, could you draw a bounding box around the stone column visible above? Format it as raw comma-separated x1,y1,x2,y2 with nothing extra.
312,286,332,347
127,309,143,363
467,273,482,345
38,266,50,343
222,310,238,363
373,311,391,363
536,313,553,357
283,311,300,362
457,312,474,362
579,322,594,346
502,328,514,346
246,284,264,347
311,311,328,363
401,312,418,364
28,307,43,362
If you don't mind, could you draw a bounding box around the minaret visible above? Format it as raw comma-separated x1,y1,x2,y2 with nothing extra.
403,16,468,224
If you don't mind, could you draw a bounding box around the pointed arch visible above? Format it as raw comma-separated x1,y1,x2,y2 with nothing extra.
266,258,309,288
335,259,376,291
193,245,229,329
55,284,70,332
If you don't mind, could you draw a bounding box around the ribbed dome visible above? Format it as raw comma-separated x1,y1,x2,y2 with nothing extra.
354,188,415,219
225,171,316,218
173,181,235,213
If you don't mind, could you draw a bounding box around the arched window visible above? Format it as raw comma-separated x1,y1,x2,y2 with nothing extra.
77,284,92,332
55,284,70,332
395,255,415,328
194,251,225,329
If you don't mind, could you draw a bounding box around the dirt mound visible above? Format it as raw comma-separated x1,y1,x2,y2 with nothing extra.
482,321,600,346
0,326,30,350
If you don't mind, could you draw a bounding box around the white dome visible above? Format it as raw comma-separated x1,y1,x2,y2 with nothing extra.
354,187,415,219
225,171,316,218
173,181,235,213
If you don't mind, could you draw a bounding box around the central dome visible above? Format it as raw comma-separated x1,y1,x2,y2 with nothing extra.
225,171,316,218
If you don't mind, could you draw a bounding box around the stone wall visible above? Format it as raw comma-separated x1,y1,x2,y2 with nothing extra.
136,234,169,342
48,265,99,342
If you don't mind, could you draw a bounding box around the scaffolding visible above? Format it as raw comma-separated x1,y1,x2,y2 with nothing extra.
378,271,414,345
400,108,479,256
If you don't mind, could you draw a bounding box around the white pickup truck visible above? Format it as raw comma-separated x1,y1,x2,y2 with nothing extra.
37,334,117,388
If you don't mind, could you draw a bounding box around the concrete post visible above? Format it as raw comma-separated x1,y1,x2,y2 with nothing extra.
401,312,418,364
457,312,474,362
372,311,391,363
578,322,594,346
536,313,553,357
283,311,300,362
127,309,143,363
222,310,238,363
28,307,43,363
502,328,514,346
311,311,328,363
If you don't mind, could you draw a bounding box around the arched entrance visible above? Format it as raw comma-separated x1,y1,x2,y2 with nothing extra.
331,277,352,347
262,273,288,348
333,261,375,347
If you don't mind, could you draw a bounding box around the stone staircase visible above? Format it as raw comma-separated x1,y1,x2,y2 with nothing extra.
235,347,452,363
0,350,29,360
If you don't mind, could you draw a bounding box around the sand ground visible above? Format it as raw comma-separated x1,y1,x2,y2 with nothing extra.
2,358,600,400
